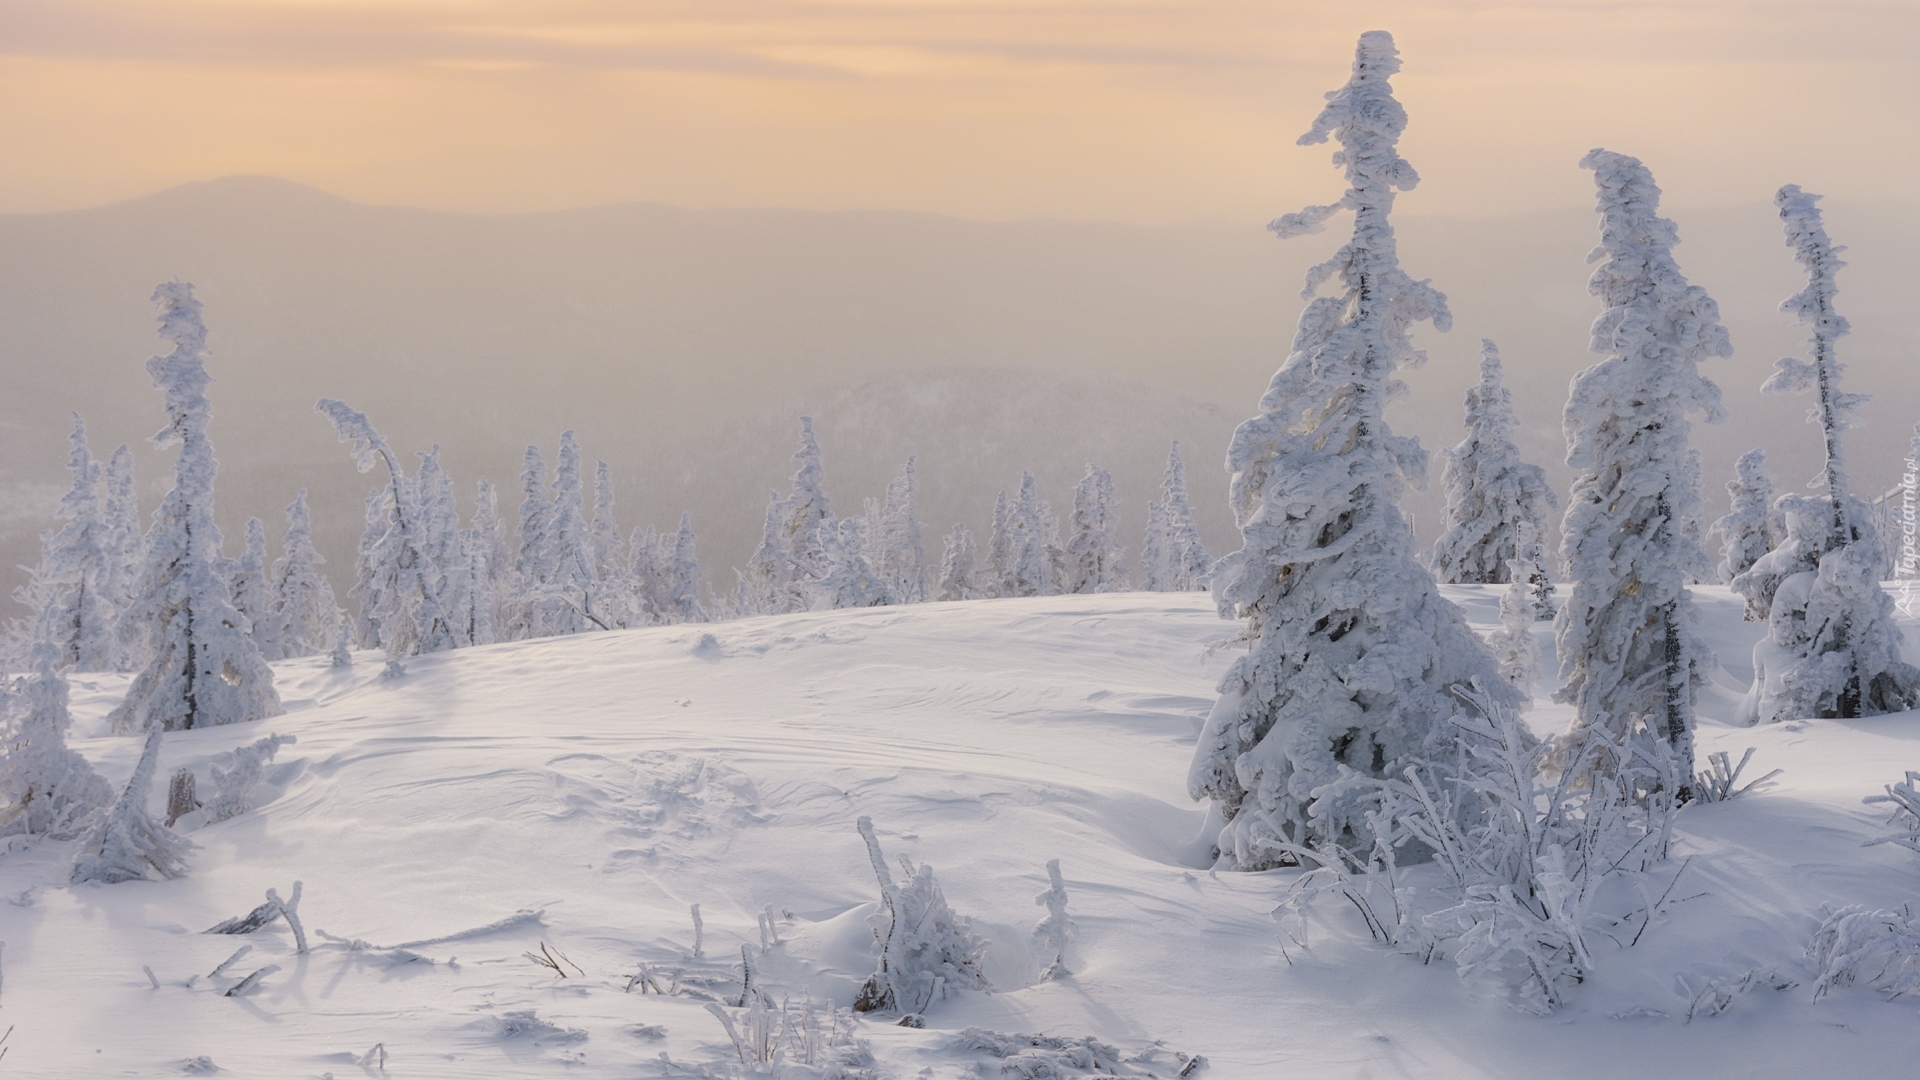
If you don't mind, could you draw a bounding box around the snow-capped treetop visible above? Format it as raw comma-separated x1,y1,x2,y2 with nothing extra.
1764,184,1866,550
1430,341,1558,585
781,417,834,563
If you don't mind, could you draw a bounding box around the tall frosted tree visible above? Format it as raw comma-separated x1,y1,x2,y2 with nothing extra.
265,490,338,659
1737,186,1920,721
101,444,143,612
452,480,507,646
656,513,707,623
229,517,274,657
1158,443,1212,591
1429,340,1558,585
18,415,122,671
808,518,893,609
1138,499,1169,592
539,431,611,634
589,460,632,622
1711,448,1780,591
873,458,927,604
507,445,554,639
1553,150,1730,791
739,492,789,616
1189,33,1511,867
112,283,281,732
983,489,1014,598
1004,472,1058,598
317,398,457,662
1060,464,1124,594
414,447,463,617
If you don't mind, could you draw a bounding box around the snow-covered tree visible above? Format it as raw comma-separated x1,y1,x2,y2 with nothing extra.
656,513,707,624
450,481,506,647
807,519,893,609
0,641,113,839
1488,523,1543,696
872,458,927,604
738,492,789,617
507,445,554,639
229,517,273,656
317,398,457,661
538,431,614,634
17,415,122,671
111,283,281,733
1000,473,1058,598
1430,340,1559,585
70,725,191,884
1734,186,1920,721
413,447,463,625
936,523,980,602
1060,464,1124,594
1711,448,1781,591
983,489,1014,598
589,460,631,625
1189,33,1513,867
202,733,295,824
1553,151,1731,791
1138,499,1169,592
265,490,338,660
1159,443,1212,591
101,444,143,613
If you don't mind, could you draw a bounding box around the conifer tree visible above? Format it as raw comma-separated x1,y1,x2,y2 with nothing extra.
936,523,980,601
1488,522,1544,695
508,445,554,639
808,518,893,608
873,458,927,604
1736,186,1920,721
1158,443,1212,591
229,517,274,657
539,431,611,634
740,492,789,616
101,444,143,615
589,460,632,625
265,490,338,659
984,489,1014,598
18,415,122,671
317,398,457,662
656,513,707,623
1711,448,1780,590
70,725,191,884
413,447,463,619
1061,464,1124,593
0,641,113,839
452,480,507,646
1553,151,1731,791
1005,473,1057,598
1190,33,1512,866
1430,340,1559,585
111,284,281,733
1138,499,1169,592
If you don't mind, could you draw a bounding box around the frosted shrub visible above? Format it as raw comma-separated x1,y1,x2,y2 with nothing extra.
1710,449,1780,589
202,733,297,824
1808,906,1920,1000
808,520,893,610
1032,859,1073,980
852,816,987,1014
1864,771,1920,858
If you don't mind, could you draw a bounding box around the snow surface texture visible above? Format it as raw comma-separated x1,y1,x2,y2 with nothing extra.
7,591,1919,1076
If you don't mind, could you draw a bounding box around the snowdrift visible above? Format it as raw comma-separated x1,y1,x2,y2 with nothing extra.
5,590,1918,1077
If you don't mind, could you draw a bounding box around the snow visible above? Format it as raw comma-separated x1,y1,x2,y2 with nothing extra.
4,589,1920,1076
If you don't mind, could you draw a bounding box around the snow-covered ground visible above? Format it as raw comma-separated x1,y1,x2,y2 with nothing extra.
7,588,1919,1077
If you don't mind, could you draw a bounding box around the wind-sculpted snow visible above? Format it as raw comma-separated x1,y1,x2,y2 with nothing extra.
0,593,1916,1075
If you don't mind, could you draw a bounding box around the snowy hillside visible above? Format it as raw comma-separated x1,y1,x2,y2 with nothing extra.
6,590,1920,1078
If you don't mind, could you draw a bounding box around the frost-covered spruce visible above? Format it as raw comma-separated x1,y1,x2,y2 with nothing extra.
657,513,707,623
507,445,554,639
1488,523,1543,696
1735,186,1920,721
101,444,143,613
451,481,506,647
1004,473,1058,598
936,523,980,602
739,492,789,616
588,460,632,624
229,518,273,657
1060,464,1124,594
538,431,607,634
265,490,338,660
0,641,113,839
873,458,928,604
1712,449,1781,591
983,489,1014,598
413,447,463,627
1430,340,1558,585
17,415,123,671
1190,33,1512,867
317,398,457,660
1159,443,1212,591
70,724,192,884
111,284,281,733
776,418,836,609
808,519,893,609
1553,151,1729,788
1137,499,1169,591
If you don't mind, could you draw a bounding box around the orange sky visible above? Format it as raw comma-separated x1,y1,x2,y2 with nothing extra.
3,1,1915,221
